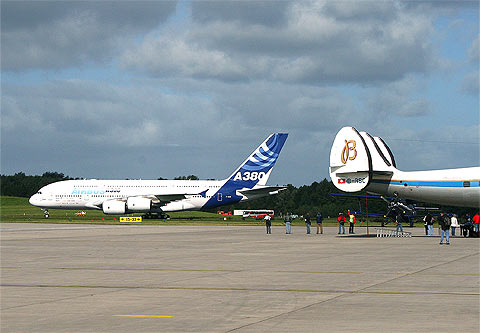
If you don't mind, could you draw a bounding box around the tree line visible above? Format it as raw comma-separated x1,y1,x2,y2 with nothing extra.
1,172,475,218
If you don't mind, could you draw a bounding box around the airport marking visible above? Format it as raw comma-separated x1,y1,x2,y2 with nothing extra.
277,270,363,274
113,315,172,318
2,284,478,297
276,270,479,276
50,267,242,272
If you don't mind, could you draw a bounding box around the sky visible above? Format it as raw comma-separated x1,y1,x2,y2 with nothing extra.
1,0,479,186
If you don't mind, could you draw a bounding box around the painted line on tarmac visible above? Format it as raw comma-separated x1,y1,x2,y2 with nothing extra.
277,271,362,274
2,284,478,297
50,267,242,272
9,267,479,276
276,270,479,276
0,225,146,232
113,315,173,318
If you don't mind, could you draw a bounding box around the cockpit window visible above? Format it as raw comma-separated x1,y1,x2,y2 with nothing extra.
37,191,42,194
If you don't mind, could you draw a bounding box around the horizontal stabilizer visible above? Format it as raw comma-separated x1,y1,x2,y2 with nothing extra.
238,186,286,199
372,171,394,176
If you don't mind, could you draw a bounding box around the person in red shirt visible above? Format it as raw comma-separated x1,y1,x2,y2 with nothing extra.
337,213,345,234
473,213,479,234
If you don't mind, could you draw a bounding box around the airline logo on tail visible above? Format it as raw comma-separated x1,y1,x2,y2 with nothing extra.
341,140,357,164
230,133,288,186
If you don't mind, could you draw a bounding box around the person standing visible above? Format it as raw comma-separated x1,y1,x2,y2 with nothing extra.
425,213,434,236
264,214,272,234
305,213,311,234
423,214,429,235
337,213,345,234
284,212,292,234
438,212,451,245
463,213,473,237
348,211,355,234
395,215,403,233
450,214,459,237
316,213,323,234
473,213,479,234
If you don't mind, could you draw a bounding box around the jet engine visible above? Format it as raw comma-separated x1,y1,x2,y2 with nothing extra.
127,197,152,212
103,200,126,214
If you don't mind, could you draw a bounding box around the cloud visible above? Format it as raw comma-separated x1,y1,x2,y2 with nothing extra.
191,1,290,27
461,35,479,96
1,1,177,70
468,35,479,63
1,1,477,185
120,35,248,82
121,0,438,85
364,76,431,120
461,71,479,96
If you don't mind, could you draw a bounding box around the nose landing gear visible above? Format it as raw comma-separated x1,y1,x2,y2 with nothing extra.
41,209,50,218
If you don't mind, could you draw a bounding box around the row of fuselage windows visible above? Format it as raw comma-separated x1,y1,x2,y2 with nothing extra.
73,185,220,188
55,194,214,199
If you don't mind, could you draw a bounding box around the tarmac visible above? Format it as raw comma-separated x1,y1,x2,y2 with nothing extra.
1,223,479,332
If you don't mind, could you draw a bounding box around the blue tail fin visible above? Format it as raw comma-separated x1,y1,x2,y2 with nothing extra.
202,133,288,209
227,133,288,187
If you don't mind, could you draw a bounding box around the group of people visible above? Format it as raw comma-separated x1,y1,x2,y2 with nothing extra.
264,211,479,241
337,211,355,234
423,212,480,243
265,212,324,234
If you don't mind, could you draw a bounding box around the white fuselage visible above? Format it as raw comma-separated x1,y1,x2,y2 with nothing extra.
29,133,289,215
29,179,238,212
367,167,480,208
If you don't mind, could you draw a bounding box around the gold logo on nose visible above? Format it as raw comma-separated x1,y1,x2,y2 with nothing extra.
341,140,357,164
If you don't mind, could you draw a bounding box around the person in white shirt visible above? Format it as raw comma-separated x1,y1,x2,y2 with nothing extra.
264,214,272,234
450,214,459,237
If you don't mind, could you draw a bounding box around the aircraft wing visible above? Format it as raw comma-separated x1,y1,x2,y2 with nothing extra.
87,193,195,208
238,186,286,199
152,194,191,203
149,189,209,204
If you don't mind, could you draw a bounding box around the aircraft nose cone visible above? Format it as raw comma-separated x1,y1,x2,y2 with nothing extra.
29,195,37,206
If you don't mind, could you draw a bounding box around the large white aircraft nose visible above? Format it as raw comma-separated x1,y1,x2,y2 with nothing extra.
29,195,37,206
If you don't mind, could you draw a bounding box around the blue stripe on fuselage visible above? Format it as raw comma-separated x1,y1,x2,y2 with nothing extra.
371,180,480,187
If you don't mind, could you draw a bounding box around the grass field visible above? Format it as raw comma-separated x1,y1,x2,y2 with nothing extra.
0,196,345,226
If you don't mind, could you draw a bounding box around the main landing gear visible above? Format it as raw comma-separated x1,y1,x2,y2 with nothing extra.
142,213,170,220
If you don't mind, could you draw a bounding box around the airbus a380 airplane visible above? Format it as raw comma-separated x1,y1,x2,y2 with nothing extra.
329,126,480,208
30,133,288,218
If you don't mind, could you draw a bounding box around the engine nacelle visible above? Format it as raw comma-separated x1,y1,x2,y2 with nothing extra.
127,197,152,212
103,200,126,214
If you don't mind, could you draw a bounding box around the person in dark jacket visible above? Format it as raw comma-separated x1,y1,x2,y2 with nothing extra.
316,213,323,234
425,213,434,236
305,213,311,234
438,212,451,245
